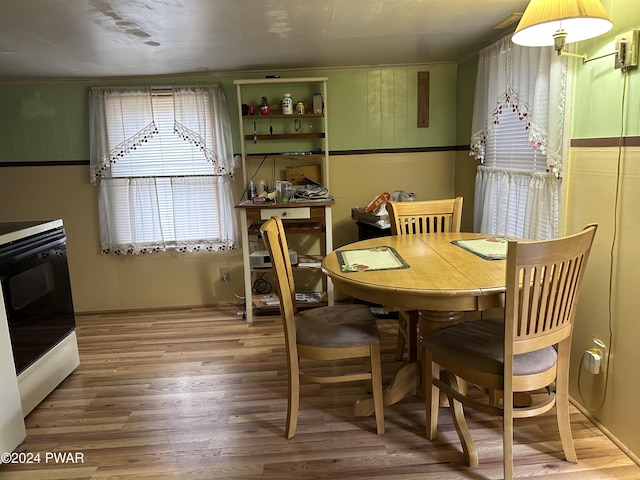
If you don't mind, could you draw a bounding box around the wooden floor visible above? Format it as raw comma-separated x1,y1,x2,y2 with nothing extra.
2,306,639,480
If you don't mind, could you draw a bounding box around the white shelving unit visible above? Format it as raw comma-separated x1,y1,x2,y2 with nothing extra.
234,77,333,323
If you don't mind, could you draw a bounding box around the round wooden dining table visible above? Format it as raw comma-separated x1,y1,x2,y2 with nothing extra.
321,232,511,415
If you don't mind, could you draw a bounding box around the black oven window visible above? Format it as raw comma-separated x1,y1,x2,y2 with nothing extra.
9,262,54,310
1,228,76,374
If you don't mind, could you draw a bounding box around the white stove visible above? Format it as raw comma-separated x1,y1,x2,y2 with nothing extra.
0,219,79,453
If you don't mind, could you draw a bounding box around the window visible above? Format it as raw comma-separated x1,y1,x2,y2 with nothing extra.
470,36,567,241
89,85,238,254
478,103,558,239
484,102,547,173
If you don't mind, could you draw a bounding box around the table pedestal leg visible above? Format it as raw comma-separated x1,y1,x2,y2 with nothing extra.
354,362,419,417
354,310,466,417
418,310,465,338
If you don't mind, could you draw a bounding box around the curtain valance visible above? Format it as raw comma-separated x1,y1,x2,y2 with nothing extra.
89,84,235,185
470,36,567,178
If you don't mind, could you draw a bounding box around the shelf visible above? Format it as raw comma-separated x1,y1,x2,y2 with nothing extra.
247,221,325,236
252,301,329,315
250,254,322,272
235,77,332,324
251,292,328,314
234,77,329,85
237,200,334,208
244,133,325,141
246,153,324,160
243,113,323,119
251,265,322,273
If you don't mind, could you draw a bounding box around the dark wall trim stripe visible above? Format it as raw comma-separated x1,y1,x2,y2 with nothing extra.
0,160,89,167
0,146,472,168
327,145,469,155
3,139,637,166
571,136,640,148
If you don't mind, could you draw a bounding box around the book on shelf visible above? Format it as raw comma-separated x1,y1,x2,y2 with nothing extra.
251,294,280,309
295,254,322,268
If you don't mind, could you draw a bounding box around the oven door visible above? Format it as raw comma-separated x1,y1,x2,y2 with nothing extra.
0,228,76,374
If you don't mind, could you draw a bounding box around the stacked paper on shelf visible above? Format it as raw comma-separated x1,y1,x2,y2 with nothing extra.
295,292,325,303
295,254,322,268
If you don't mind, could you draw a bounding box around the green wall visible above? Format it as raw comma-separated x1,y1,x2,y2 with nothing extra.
0,83,89,162
0,64,458,164
454,58,478,146
453,56,480,232
571,0,640,138
328,65,457,148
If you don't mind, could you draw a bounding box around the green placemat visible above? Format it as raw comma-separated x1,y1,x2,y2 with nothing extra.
452,237,510,260
337,246,410,272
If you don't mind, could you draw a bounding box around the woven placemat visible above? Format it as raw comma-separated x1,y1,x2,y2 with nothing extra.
452,237,510,260
337,246,409,272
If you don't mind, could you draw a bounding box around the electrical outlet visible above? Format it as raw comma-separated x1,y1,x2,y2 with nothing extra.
615,29,639,71
583,337,608,375
220,267,230,282
592,337,607,372
584,349,602,374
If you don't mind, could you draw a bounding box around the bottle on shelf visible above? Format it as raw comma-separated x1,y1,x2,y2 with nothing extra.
281,94,293,114
260,96,270,115
313,93,323,114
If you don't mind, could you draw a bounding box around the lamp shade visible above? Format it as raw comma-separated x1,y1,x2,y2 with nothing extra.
512,0,613,47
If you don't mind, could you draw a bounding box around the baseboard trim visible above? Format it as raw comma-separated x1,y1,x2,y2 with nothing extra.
570,395,640,467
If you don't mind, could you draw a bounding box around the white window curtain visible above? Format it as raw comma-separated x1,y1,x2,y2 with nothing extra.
474,167,559,241
470,35,567,240
89,85,238,254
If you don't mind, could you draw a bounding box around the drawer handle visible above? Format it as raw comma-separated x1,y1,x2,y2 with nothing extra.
282,211,288,217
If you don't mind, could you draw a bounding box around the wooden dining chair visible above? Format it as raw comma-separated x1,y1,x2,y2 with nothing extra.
260,216,385,439
386,197,463,361
423,224,597,480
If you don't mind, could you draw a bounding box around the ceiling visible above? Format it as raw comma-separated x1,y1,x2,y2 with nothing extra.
0,0,530,79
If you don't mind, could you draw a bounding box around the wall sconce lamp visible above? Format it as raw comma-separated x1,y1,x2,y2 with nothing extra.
512,0,639,72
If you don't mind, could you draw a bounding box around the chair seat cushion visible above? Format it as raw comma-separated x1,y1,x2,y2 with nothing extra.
295,304,380,348
424,318,557,376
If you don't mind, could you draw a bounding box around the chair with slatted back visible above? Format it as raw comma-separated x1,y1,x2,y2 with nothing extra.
260,216,385,439
424,224,597,480
386,197,463,361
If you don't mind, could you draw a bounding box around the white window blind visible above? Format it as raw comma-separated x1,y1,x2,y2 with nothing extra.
483,108,547,172
478,106,557,239
109,93,213,177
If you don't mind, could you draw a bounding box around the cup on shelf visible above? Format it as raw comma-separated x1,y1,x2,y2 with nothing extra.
275,180,293,203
